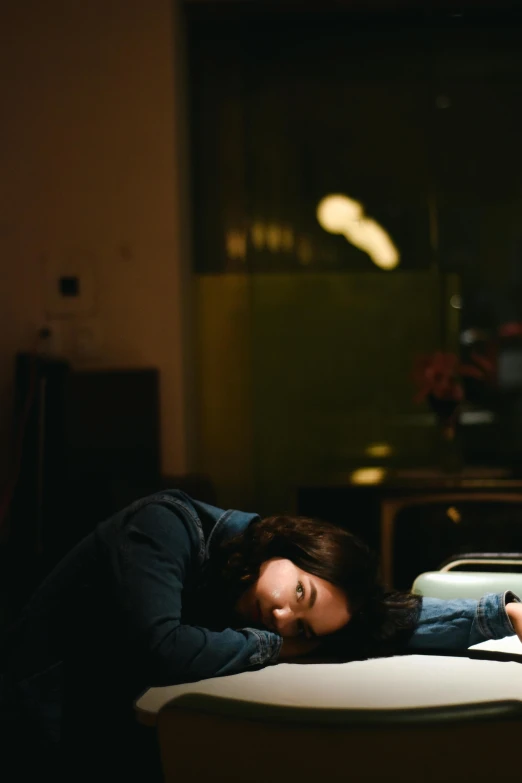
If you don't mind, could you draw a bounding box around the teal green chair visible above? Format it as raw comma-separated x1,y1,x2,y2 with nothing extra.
412,553,522,599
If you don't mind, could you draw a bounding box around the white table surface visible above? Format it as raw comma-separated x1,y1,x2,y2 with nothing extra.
135,635,522,727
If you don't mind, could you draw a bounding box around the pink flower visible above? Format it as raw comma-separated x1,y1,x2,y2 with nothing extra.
413,347,497,408
413,352,464,404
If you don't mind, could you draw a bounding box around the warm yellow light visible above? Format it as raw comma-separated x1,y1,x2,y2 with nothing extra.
446,506,462,525
350,467,387,485
364,442,393,458
251,222,265,250
266,224,282,252
317,194,362,230
316,193,400,271
296,236,313,265
225,230,247,261
280,226,295,252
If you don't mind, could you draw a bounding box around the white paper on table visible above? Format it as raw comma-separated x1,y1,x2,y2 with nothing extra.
468,634,522,657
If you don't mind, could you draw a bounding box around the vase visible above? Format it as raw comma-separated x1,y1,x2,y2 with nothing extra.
427,395,464,474
435,414,464,474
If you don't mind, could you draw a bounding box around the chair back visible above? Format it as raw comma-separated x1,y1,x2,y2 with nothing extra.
413,554,522,598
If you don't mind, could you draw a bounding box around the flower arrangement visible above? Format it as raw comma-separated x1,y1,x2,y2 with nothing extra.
412,322,522,472
412,349,496,435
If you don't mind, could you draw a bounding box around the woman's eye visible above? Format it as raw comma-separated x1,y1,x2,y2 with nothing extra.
296,581,305,600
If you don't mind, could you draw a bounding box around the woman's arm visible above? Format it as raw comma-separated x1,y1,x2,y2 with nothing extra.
111,502,282,685
506,601,522,642
408,591,521,651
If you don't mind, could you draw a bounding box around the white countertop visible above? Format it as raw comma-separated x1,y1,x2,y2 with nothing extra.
135,635,522,727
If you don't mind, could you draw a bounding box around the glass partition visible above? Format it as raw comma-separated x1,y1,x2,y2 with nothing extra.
188,7,522,513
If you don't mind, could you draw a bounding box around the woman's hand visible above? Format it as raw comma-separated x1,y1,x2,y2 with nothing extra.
279,636,322,661
506,601,522,643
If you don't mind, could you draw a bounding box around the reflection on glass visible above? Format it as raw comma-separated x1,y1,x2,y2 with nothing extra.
316,194,400,271
296,236,313,265
364,442,393,458
280,225,295,252
450,294,462,310
225,230,247,261
250,222,295,254
350,467,388,484
265,224,282,252
251,222,266,251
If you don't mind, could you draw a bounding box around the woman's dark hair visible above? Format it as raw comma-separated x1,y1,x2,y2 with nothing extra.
217,515,421,660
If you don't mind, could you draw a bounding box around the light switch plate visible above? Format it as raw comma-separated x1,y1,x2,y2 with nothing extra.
44,248,97,317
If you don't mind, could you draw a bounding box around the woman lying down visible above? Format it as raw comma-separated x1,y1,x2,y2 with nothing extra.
2,489,521,780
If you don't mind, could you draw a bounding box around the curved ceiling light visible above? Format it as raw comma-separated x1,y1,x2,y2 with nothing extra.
316,194,400,271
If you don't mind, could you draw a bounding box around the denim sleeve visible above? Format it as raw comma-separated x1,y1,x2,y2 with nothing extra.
114,503,282,685
408,591,520,650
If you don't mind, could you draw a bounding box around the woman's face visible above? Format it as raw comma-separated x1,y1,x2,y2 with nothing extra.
234,557,351,639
